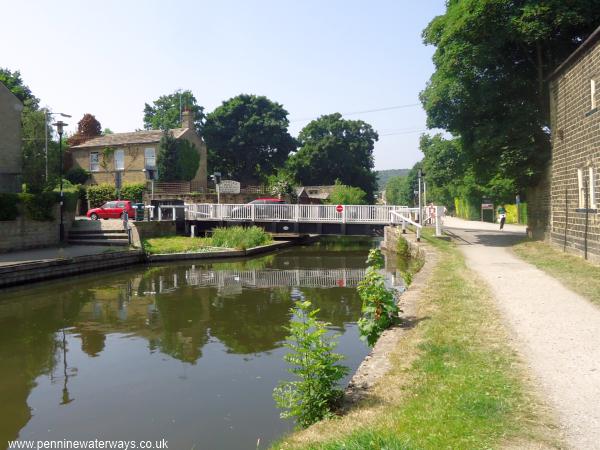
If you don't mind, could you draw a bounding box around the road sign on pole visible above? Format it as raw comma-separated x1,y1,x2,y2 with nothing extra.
336,205,343,213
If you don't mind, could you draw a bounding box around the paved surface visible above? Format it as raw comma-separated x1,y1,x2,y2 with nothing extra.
0,245,117,267
444,216,600,450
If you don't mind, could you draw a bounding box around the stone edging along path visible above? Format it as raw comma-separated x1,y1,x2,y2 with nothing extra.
344,235,437,405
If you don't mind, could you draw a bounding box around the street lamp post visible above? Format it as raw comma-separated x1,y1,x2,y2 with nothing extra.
44,110,71,182
53,120,69,242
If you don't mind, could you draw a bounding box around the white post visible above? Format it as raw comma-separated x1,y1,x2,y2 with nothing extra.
251,203,255,222
172,207,176,221
191,224,196,237
294,204,299,222
416,226,421,242
44,109,48,182
402,218,406,234
435,205,444,237
342,206,346,223
158,206,162,221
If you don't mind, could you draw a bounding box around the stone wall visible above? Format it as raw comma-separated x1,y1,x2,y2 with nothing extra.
0,206,75,253
526,164,552,240
548,35,600,261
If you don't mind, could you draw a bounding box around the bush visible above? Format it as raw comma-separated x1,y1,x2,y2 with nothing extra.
0,193,19,221
120,183,146,202
327,181,367,205
87,184,115,208
396,235,410,257
357,249,400,346
273,300,348,428
19,192,56,221
65,167,90,185
210,226,271,250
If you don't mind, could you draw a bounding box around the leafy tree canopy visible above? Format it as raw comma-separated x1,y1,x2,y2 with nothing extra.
420,0,600,194
143,90,204,133
68,113,102,146
204,94,297,184
286,113,378,200
156,131,200,182
327,180,367,205
0,68,39,110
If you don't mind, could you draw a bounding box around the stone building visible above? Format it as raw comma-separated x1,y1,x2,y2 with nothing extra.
0,81,24,192
70,110,207,189
536,26,600,261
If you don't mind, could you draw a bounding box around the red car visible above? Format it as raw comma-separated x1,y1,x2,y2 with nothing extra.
87,200,136,220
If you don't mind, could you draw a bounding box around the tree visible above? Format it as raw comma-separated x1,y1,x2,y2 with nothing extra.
0,68,39,110
143,90,204,133
420,0,600,195
385,176,410,206
156,130,200,182
203,94,297,184
327,180,367,205
67,114,102,146
287,113,378,200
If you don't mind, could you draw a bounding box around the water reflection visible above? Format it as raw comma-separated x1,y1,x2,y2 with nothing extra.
0,237,400,449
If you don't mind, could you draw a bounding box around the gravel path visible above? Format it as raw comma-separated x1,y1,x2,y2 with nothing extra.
444,217,600,449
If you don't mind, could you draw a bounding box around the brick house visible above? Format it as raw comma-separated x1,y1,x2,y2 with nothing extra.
70,110,207,189
532,26,600,261
0,81,24,192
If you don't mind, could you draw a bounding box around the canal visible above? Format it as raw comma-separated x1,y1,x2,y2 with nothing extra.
0,238,402,449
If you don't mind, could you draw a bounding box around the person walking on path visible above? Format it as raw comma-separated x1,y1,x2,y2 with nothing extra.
497,204,506,230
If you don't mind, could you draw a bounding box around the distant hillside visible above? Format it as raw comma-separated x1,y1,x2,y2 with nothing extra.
376,169,409,190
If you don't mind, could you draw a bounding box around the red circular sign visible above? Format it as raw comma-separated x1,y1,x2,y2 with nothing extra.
336,204,343,213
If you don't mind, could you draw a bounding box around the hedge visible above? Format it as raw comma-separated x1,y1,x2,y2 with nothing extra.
0,193,19,221
87,183,146,208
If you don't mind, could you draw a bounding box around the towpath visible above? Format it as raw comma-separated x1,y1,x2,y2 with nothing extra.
444,217,600,450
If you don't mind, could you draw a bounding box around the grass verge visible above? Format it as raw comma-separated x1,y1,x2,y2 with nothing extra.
513,239,600,306
272,231,557,449
143,226,272,254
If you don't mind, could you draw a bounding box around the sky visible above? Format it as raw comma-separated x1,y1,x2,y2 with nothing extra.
1,0,446,171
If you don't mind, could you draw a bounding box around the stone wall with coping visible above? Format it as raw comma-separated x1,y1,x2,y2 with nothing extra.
0,206,75,253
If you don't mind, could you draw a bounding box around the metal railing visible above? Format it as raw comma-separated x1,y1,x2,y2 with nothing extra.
184,203,419,224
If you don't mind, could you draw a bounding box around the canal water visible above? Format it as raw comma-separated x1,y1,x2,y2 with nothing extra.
0,238,402,449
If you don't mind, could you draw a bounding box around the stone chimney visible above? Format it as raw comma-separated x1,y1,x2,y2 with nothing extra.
181,108,194,129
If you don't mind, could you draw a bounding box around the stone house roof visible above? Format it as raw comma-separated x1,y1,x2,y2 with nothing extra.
296,185,336,200
71,128,188,149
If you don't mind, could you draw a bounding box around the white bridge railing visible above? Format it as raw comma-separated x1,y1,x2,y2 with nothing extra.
184,203,420,225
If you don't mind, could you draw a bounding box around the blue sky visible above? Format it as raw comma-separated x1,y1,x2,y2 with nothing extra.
1,0,446,170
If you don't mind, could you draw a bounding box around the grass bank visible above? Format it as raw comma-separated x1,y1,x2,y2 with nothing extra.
513,239,600,306
143,226,272,254
273,232,556,449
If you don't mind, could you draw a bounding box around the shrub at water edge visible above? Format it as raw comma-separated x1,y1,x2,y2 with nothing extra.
210,226,271,250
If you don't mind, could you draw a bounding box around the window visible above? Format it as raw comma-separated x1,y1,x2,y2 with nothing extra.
590,167,597,209
592,79,597,110
90,152,99,172
145,147,156,169
578,168,585,208
116,202,125,208
115,149,124,171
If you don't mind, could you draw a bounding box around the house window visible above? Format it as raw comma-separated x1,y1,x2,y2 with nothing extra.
115,149,125,171
145,148,156,169
590,167,597,209
592,79,597,110
90,152,100,172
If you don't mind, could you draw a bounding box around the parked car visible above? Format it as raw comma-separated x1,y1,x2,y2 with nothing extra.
87,200,136,220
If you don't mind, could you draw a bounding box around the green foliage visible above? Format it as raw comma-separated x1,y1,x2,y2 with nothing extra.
357,249,400,346
326,181,367,205
67,113,102,146
204,94,297,183
454,197,480,221
396,236,410,258
210,226,272,250
65,167,90,185
156,131,200,182
142,236,213,254
420,1,600,195
0,68,39,109
376,169,410,191
268,172,297,199
385,176,411,206
0,193,19,221
366,248,384,269
119,183,146,202
19,192,56,221
143,89,204,133
87,184,115,208
287,113,378,200
505,203,528,224
273,300,348,428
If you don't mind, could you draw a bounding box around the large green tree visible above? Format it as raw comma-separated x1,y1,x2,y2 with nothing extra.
203,94,297,184
156,131,200,182
287,113,378,200
420,0,600,195
143,90,204,133
0,68,39,110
